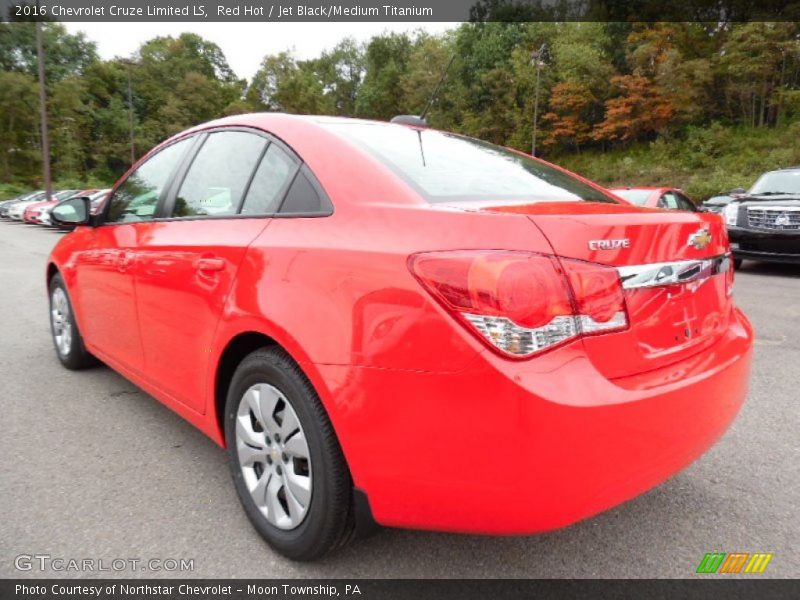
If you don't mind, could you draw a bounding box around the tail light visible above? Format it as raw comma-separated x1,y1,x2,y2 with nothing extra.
409,251,628,358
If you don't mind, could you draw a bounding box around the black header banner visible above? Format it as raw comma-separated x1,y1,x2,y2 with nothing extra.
2,0,800,22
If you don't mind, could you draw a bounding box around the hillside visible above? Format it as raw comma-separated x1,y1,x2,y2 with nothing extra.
554,122,800,202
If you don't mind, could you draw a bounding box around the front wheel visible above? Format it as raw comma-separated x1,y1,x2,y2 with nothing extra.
224,347,354,560
733,258,743,270
49,273,95,370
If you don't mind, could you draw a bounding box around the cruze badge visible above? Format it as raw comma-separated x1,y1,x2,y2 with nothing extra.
589,238,630,251
688,228,712,250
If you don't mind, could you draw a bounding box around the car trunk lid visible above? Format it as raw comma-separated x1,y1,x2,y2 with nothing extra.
454,201,733,379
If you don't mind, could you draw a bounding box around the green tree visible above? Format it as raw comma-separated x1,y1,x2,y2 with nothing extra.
0,22,97,85
50,75,92,179
718,22,800,127
311,38,365,115
247,52,331,114
356,32,414,119
0,70,40,182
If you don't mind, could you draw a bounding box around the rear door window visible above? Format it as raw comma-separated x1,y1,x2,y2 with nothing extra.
658,193,679,210
240,144,298,215
172,131,266,218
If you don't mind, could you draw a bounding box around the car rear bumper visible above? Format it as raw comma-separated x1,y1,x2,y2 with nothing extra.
729,227,800,263
315,307,753,534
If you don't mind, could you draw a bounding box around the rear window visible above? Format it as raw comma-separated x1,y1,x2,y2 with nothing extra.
612,189,653,206
324,122,615,204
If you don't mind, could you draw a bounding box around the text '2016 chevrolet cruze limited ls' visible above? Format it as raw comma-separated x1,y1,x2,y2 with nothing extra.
47,114,753,560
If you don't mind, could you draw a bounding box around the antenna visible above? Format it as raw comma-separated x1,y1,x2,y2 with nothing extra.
390,54,456,127
420,54,456,122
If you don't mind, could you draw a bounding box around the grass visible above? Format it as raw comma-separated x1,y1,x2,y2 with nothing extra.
553,121,800,202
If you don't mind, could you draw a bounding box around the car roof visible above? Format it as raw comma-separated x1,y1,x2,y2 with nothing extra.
113,114,432,211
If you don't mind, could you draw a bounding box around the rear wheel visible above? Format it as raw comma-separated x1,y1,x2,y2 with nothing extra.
49,273,95,370
224,347,354,560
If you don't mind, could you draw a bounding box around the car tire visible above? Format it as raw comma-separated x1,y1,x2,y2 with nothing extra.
48,273,96,370
224,347,355,560
733,259,743,269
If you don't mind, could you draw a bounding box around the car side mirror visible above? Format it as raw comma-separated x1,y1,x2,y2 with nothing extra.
51,197,93,229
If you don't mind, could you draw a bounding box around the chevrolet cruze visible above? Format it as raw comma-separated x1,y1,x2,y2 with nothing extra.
47,114,753,560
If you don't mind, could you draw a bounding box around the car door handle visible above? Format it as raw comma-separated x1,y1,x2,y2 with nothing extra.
195,257,225,272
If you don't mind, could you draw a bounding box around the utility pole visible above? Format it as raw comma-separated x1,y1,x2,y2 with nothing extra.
36,19,52,199
120,58,136,164
530,44,547,157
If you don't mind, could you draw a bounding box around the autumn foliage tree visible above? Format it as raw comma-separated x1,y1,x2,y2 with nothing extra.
592,74,675,143
542,81,594,150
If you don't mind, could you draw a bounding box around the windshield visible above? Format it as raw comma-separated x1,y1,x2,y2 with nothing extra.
324,122,616,204
749,171,800,195
611,189,653,206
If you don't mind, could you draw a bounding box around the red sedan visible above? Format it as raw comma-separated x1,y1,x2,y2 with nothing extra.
47,115,752,560
610,186,698,211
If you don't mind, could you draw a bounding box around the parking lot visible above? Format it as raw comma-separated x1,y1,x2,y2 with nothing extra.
0,219,797,579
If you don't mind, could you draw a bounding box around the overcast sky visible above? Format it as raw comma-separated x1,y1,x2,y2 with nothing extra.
64,22,456,81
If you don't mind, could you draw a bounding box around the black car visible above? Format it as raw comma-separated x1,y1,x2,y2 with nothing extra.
699,188,746,214
724,168,800,267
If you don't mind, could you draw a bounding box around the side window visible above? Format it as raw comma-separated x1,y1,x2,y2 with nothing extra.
676,193,696,212
240,144,297,215
279,168,333,215
172,131,266,218
658,192,679,210
106,137,193,223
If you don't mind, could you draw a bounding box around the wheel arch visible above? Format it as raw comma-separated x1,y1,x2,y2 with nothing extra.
46,261,59,285
212,327,331,448
213,330,279,444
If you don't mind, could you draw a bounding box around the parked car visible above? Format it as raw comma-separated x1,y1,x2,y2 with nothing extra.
1,191,46,218
724,167,800,266
47,114,752,560
43,189,108,227
609,186,697,211
1,191,36,206
8,189,78,221
29,189,99,226
23,199,61,224
699,188,747,214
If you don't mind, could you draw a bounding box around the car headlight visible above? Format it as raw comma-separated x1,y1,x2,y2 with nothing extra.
722,203,739,226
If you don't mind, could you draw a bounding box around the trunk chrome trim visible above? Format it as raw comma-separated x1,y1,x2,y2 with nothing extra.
617,254,731,290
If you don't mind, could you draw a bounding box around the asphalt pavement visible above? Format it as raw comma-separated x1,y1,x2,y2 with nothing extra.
0,219,797,578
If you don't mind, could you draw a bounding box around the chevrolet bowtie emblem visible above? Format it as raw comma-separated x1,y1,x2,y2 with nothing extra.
688,228,712,250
